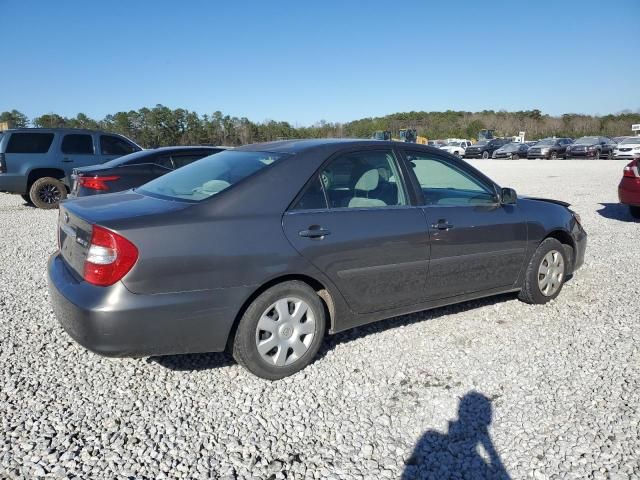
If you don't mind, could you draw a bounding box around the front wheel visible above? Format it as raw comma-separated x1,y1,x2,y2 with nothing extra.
518,238,568,304
550,151,558,160
482,151,489,159
512,154,519,160
594,150,600,160
232,281,326,379
630,206,640,219
29,177,67,209
608,150,614,160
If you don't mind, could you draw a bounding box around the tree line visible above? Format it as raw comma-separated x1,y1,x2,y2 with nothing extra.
1,106,638,148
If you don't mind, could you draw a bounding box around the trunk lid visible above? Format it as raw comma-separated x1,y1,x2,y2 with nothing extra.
58,191,193,277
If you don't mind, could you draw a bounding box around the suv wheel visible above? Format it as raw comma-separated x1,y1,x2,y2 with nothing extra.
29,177,67,209
482,151,489,159
550,151,558,160
232,281,326,379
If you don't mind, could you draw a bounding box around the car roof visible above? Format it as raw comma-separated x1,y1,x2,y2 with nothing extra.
1,127,129,135
145,145,226,152
234,138,440,155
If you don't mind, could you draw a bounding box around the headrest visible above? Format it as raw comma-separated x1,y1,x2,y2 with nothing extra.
354,169,379,191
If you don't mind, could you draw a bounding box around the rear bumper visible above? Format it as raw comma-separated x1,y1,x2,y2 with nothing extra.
47,253,252,357
618,177,640,206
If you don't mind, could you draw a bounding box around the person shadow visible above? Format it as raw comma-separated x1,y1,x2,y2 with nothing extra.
402,391,511,480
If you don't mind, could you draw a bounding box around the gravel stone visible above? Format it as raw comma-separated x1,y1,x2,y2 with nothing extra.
1,160,639,479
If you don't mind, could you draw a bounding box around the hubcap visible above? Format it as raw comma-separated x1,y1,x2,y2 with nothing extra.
38,184,61,204
255,297,316,367
538,250,565,296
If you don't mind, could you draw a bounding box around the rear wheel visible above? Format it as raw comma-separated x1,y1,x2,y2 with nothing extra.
232,281,326,379
482,151,489,159
630,206,640,219
454,151,460,157
518,238,568,304
29,177,67,209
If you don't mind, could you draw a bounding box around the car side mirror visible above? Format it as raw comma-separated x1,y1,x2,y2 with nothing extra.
500,187,517,205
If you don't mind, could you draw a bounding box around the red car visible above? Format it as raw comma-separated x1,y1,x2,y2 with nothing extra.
618,158,640,219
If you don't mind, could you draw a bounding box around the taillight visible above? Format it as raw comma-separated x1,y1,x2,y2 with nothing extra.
0,153,6,173
623,160,639,178
84,225,138,286
78,175,120,191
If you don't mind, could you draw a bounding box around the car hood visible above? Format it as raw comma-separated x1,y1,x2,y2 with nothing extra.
570,143,595,147
617,143,640,148
521,196,570,208
61,190,193,226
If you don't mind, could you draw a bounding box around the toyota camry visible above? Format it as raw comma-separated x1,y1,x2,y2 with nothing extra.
48,139,587,379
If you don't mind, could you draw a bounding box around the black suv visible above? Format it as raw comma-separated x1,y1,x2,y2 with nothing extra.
463,138,511,159
527,138,573,159
565,136,617,160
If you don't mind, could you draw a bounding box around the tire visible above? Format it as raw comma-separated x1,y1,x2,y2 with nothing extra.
550,151,558,160
29,177,67,209
518,238,568,305
512,154,519,160
20,194,34,205
232,281,326,380
454,151,460,157
482,151,489,159
630,206,640,219
608,150,614,160
594,150,600,160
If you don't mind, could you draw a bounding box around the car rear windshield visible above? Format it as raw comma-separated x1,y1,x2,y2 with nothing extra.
6,132,55,153
139,150,286,201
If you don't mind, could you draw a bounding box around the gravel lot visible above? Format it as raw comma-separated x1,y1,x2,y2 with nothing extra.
1,159,639,479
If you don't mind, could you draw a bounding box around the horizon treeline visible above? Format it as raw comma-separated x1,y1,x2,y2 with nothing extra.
1,106,638,147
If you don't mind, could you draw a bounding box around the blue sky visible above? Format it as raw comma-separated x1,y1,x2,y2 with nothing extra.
2,0,639,125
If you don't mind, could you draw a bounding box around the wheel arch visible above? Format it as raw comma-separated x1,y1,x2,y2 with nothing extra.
27,168,67,191
225,273,335,351
543,229,576,272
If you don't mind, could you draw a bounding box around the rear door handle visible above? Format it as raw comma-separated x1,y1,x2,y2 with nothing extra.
431,219,453,230
299,227,331,239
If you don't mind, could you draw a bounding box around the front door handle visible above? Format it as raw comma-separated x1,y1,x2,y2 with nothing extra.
299,226,331,239
431,219,454,230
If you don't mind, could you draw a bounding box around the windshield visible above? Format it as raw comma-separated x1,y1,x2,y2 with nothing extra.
139,150,286,201
536,138,556,146
446,142,461,147
575,136,599,144
474,141,489,146
621,137,640,145
503,142,522,150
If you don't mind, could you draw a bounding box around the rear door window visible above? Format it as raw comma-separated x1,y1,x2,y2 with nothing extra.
61,134,94,154
320,149,407,209
6,132,55,153
100,135,138,155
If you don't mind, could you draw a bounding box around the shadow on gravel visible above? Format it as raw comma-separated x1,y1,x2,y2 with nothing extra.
152,293,518,372
317,292,518,360
149,351,235,371
402,391,511,480
597,202,638,222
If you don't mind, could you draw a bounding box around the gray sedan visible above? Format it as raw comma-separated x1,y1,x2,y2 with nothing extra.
48,139,587,379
